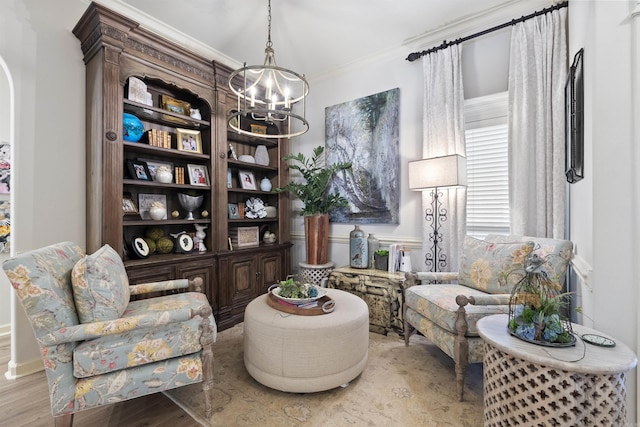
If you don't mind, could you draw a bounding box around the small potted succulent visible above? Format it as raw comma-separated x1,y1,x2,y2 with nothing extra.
374,249,389,271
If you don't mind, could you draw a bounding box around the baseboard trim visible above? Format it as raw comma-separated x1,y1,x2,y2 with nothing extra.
0,324,9,337
4,357,44,380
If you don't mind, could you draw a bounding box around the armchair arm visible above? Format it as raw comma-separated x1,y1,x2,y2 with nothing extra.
129,277,203,295
455,293,511,307
404,271,459,287
39,304,212,346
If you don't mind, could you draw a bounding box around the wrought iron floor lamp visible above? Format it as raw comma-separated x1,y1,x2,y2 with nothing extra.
409,155,466,272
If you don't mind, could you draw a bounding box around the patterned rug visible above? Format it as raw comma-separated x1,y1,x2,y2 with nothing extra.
164,323,484,426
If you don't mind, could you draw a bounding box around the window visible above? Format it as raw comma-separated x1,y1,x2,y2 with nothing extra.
464,92,510,238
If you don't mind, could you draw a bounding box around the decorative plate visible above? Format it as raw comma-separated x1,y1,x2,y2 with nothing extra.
271,285,328,305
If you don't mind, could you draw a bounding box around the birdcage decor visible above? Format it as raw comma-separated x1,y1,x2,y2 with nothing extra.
507,253,576,347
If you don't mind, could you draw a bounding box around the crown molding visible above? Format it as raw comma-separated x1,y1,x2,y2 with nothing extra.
92,0,242,70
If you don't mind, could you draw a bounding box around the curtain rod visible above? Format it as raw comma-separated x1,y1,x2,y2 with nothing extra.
405,1,568,62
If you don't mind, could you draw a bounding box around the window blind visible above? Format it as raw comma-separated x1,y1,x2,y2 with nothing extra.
464,93,510,238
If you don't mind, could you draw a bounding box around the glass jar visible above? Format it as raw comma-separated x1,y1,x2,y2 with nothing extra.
367,234,379,269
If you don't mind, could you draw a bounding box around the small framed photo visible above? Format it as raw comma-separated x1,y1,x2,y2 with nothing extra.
187,164,210,186
177,128,203,154
239,170,256,190
139,158,174,182
228,203,240,219
127,159,152,181
122,195,138,215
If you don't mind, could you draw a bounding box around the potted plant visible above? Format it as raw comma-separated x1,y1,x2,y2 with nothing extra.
373,249,389,271
276,145,351,264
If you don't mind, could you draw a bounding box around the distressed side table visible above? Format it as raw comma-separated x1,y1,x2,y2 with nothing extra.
327,266,405,335
478,314,637,427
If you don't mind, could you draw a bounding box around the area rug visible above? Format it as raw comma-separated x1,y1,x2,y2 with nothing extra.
164,323,484,426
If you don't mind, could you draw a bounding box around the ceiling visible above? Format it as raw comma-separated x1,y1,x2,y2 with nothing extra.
115,0,550,79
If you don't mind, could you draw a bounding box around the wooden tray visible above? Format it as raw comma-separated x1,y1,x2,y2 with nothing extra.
266,292,335,316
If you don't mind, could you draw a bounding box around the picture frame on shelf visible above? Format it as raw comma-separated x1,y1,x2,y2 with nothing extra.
236,226,260,248
250,124,267,135
138,193,167,220
177,128,203,154
122,194,139,215
187,164,210,186
160,95,191,116
139,158,174,182
239,170,256,190
228,203,240,219
126,159,152,181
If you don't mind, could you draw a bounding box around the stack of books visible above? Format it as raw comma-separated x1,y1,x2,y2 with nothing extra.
174,167,185,184
146,129,171,148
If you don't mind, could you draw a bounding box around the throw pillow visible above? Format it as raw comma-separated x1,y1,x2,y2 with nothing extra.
485,234,573,287
71,244,130,323
458,236,535,294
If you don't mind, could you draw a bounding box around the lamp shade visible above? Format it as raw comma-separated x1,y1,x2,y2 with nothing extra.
408,155,467,190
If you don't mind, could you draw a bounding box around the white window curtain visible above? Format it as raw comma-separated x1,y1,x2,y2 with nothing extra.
508,7,568,239
422,45,466,271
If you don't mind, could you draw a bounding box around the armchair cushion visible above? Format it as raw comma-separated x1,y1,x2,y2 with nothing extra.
405,284,509,336
458,237,534,294
72,292,210,377
71,244,130,323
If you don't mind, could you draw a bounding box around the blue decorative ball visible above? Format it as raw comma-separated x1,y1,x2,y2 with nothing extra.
123,113,144,142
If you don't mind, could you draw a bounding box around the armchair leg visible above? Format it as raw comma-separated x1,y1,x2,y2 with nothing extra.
454,296,471,402
403,304,415,346
54,414,73,427
198,307,215,419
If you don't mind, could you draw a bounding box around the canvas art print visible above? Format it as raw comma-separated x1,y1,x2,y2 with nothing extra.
325,88,400,224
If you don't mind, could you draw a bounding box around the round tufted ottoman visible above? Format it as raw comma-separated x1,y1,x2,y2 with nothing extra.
243,288,369,393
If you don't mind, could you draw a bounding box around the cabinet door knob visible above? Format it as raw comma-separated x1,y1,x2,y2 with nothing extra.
219,151,227,159
106,131,118,141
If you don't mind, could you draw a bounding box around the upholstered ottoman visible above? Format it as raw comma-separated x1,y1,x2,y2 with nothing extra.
243,288,369,393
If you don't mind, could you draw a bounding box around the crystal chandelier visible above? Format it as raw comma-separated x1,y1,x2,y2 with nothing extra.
227,0,309,139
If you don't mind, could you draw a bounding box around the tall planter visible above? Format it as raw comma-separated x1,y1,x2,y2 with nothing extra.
304,214,329,265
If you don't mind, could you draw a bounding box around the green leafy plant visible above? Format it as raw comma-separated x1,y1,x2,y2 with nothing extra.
375,249,389,256
276,145,352,216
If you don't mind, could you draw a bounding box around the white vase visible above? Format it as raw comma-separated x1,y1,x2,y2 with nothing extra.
155,167,173,183
254,145,270,165
149,206,166,220
260,177,272,192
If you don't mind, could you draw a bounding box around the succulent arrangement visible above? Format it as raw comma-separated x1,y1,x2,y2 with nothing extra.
277,277,319,299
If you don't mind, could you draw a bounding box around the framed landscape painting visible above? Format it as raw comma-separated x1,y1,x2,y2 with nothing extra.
325,88,400,224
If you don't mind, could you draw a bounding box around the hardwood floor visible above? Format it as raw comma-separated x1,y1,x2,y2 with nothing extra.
0,335,198,427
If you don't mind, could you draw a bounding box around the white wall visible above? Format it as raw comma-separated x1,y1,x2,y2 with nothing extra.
568,0,638,421
0,59,11,332
0,0,87,377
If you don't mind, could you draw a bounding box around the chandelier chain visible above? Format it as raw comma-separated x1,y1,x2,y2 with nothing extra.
266,0,273,48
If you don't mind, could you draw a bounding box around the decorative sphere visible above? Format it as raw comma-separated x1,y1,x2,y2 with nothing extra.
155,237,174,254
201,210,209,218
123,113,144,142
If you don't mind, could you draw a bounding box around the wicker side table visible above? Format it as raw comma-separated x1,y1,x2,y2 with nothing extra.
477,314,637,427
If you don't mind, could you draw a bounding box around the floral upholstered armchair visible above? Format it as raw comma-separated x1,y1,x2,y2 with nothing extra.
404,235,573,401
3,242,216,427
